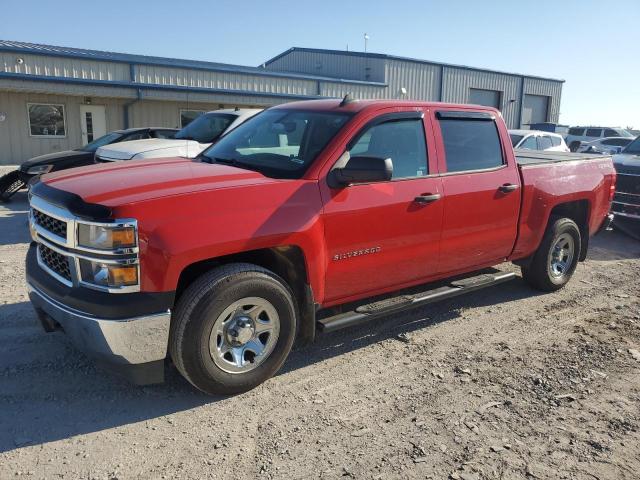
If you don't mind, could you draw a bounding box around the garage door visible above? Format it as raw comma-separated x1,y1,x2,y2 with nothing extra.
469,88,501,108
522,94,549,126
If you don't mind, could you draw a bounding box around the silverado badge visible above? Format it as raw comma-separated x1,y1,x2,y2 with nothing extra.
333,246,382,261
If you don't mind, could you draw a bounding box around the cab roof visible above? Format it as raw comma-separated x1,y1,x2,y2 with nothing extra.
272,98,500,116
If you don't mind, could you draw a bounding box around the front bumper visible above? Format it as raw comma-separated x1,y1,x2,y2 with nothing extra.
28,282,170,365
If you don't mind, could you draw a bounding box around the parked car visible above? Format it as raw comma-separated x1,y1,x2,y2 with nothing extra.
576,137,634,155
95,109,261,162
0,127,177,201
26,98,615,395
509,129,569,152
565,126,634,152
527,122,570,136
611,136,640,221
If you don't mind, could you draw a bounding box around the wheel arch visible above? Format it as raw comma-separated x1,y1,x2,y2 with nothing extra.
174,245,316,344
548,199,591,261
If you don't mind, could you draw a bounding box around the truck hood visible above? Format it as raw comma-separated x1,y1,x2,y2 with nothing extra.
41,157,273,206
20,150,89,170
96,138,206,160
613,153,640,174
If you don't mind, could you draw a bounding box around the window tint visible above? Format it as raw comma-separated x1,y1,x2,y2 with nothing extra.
80,132,123,152
509,134,524,147
550,136,561,147
439,117,504,172
519,136,538,150
124,132,149,141
153,129,177,139
586,128,602,137
175,113,236,143
604,129,619,137
568,128,584,136
604,138,631,147
349,119,428,179
180,110,206,128
28,103,66,137
538,136,553,150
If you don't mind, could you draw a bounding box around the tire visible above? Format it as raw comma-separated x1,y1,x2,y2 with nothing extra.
521,217,581,292
0,170,26,202
169,263,297,395
569,141,581,152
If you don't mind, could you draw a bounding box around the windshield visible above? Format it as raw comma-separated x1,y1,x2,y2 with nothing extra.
509,134,524,147
175,112,236,143
622,136,640,154
199,109,353,179
78,132,124,152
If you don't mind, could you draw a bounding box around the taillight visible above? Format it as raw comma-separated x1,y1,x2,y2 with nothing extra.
609,171,617,202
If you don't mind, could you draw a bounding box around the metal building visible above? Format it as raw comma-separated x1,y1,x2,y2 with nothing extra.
0,41,563,165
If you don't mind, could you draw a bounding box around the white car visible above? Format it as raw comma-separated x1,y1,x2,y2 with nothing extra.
509,130,569,152
565,126,634,152
95,109,261,162
576,137,634,155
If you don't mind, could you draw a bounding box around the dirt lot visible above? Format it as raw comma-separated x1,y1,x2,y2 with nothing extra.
1,189,639,480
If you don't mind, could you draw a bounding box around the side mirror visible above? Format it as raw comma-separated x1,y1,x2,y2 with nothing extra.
328,156,393,188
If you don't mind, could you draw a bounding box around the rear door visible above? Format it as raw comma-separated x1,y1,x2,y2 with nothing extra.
320,108,443,303
433,110,521,274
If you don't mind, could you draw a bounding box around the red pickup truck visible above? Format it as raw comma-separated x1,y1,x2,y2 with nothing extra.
26,99,616,395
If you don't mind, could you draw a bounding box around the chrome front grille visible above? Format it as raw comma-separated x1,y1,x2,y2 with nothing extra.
38,243,72,283
33,208,67,239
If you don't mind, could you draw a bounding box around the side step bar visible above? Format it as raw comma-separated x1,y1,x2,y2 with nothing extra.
317,272,516,334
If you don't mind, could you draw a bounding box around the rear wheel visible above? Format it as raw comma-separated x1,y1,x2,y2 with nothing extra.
170,263,297,395
569,141,581,152
0,170,26,202
521,217,581,292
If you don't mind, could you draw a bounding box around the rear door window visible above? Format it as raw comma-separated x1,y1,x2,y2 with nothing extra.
438,113,504,172
550,136,562,147
538,136,553,150
568,128,585,136
586,128,602,137
519,136,538,150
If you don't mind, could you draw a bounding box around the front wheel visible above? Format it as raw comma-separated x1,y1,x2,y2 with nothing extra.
169,263,297,395
521,217,581,292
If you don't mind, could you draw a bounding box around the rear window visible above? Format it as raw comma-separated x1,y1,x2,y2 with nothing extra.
550,136,561,147
439,117,504,172
509,134,524,147
586,128,602,137
568,128,584,136
604,129,619,137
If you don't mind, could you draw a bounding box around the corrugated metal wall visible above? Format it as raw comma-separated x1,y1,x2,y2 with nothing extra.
0,92,125,164
385,59,441,101
264,50,386,82
441,66,522,128
1,52,130,82
135,65,318,96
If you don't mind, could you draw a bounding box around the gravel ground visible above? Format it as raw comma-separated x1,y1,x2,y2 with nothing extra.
1,190,639,480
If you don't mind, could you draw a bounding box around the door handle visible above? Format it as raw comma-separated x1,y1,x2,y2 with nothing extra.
498,183,519,193
414,193,441,204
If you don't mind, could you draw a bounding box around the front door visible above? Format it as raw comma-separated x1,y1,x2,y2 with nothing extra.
320,110,443,304
79,105,106,145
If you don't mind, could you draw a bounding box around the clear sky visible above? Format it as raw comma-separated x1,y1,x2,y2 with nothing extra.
2,0,638,127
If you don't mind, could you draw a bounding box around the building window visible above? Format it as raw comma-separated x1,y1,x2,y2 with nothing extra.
180,109,205,128
27,103,66,137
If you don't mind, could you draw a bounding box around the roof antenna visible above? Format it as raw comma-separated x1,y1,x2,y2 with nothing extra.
339,93,356,107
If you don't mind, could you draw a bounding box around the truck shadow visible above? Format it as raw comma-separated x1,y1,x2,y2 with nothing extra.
586,228,640,262
0,277,540,454
0,191,31,245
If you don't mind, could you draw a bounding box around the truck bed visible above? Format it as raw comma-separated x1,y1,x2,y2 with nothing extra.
515,150,610,166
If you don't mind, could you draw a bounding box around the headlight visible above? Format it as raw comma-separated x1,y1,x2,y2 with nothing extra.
26,164,54,175
77,224,137,250
78,259,138,288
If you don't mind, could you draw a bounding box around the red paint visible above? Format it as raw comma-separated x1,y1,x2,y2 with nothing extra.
43,99,616,308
